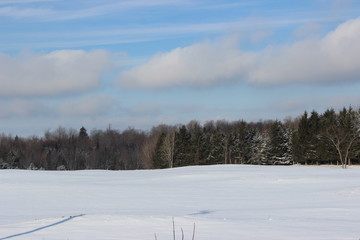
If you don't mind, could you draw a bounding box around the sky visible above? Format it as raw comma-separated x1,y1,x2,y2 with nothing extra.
1,0,360,137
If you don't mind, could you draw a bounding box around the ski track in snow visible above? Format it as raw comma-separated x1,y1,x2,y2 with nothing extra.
0,214,84,240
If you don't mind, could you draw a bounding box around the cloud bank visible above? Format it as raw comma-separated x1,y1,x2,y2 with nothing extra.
0,50,110,96
118,17,360,88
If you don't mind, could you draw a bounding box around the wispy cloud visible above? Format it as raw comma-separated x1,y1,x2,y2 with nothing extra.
1,14,345,52
195,1,258,10
331,0,356,6
0,6,52,18
118,17,360,88
0,0,188,21
0,0,56,4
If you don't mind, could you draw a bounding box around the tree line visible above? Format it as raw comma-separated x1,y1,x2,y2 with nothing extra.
0,107,359,170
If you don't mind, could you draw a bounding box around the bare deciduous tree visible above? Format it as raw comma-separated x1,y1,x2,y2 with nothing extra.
163,131,175,168
321,108,360,168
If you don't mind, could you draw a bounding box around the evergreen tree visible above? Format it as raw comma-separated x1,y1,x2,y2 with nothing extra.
267,121,292,165
153,132,175,169
249,128,269,165
187,121,203,165
307,111,321,163
174,125,192,167
292,111,321,165
79,126,88,138
292,112,308,164
209,132,225,164
199,130,224,165
153,133,166,169
231,121,252,164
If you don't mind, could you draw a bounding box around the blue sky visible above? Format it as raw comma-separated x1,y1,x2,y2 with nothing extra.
1,0,360,136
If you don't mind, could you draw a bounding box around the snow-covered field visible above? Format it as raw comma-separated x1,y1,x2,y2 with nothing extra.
1,165,360,240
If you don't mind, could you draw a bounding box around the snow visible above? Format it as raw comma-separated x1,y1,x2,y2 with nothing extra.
1,165,360,240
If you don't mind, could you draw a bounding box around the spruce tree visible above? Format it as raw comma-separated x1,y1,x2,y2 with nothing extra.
174,125,191,167
79,126,88,138
153,133,168,169
267,121,291,165
249,128,269,165
231,121,252,164
187,121,203,165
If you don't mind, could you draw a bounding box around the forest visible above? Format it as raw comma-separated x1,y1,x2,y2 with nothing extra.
0,107,359,170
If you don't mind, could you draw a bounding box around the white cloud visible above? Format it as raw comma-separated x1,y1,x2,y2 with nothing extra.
118,17,360,88
0,50,110,97
249,17,360,84
118,37,255,88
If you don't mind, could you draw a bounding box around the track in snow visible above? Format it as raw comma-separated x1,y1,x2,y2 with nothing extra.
0,214,85,240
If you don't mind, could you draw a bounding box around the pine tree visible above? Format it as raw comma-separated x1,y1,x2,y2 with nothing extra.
187,121,203,165
199,130,224,165
267,121,292,165
249,128,269,165
231,121,252,164
153,133,167,169
174,125,191,167
291,112,307,164
307,111,321,164
79,126,88,138
292,111,322,165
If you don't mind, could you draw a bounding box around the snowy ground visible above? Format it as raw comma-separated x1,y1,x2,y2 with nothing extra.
1,165,360,240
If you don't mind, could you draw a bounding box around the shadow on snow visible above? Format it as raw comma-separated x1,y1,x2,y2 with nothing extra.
0,214,85,240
